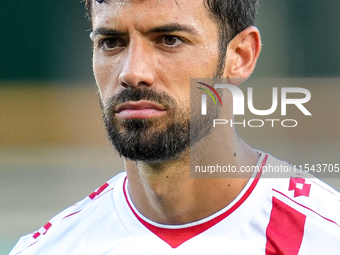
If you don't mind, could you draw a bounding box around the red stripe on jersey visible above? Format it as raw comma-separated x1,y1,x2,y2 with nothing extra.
93,188,114,201
32,222,52,239
14,241,38,255
273,189,340,228
265,197,306,255
89,183,109,200
297,173,337,196
32,232,40,239
124,154,268,248
43,222,52,234
62,210,82,220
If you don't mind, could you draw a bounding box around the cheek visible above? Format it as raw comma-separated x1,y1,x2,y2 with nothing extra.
156,49,218,96
93,55,122,102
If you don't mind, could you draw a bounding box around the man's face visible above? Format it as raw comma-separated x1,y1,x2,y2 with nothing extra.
91,0,221,161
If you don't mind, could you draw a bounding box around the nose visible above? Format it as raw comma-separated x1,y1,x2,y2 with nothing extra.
118,40,155,88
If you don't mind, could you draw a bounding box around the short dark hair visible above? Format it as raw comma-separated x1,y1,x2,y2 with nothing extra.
84,0,258,77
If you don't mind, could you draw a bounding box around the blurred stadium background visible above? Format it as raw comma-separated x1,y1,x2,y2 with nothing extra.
1,1,340,254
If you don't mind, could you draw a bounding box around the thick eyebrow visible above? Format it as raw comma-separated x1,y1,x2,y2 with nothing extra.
92,27,126,38
145,23,200,36
92,23,199,39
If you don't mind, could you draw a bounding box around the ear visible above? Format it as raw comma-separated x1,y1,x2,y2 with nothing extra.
224,26,261,85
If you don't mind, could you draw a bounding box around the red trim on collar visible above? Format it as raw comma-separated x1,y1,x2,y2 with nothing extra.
123,154,268,248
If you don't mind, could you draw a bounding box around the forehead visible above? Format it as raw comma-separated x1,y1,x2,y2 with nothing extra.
92,0,214,32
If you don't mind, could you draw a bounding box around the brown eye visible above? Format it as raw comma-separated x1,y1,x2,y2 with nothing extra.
98,38,126,52
103,39,118,49
164,36,178,45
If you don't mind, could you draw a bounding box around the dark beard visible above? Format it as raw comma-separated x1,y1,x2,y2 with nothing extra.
101,88,219,162
102,88,189,162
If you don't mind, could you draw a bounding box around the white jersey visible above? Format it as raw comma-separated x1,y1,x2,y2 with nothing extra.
10,153,340,255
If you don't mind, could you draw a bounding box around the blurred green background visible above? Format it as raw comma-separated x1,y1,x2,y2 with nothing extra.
1,1,340,254
0,1,92,81
1,1,340,81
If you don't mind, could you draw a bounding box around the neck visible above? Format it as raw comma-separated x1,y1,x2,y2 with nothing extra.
125,132,260,225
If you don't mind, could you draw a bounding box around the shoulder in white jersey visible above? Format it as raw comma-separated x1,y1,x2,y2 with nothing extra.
10,153,340,255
